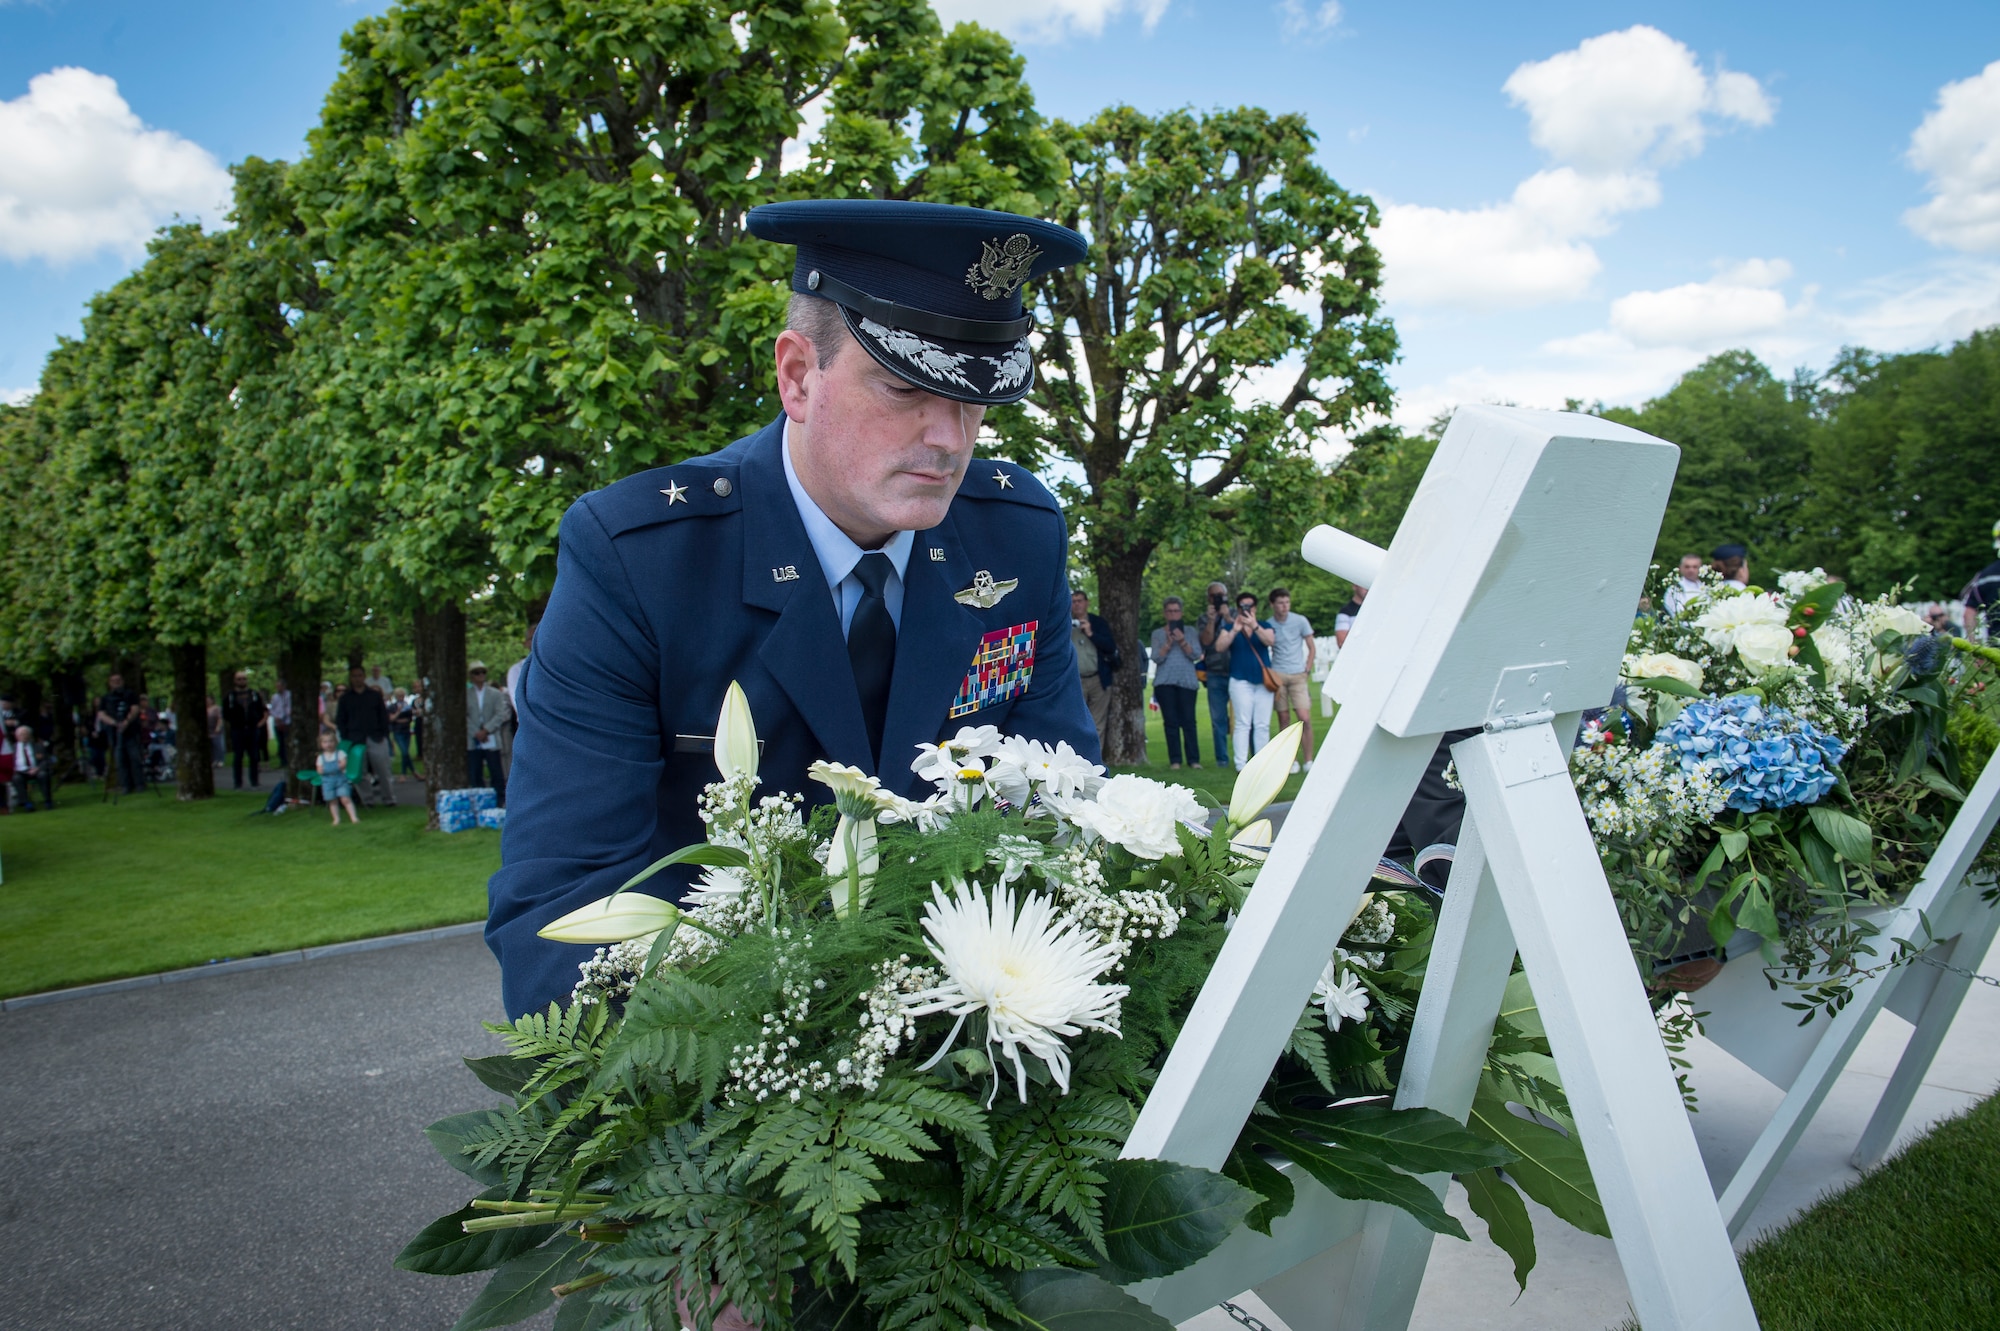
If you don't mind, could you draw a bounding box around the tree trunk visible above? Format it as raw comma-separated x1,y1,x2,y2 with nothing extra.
50,668,87,784
169,642,215,801
1095,546,1155,767
276,632,322,802
414,599,469,828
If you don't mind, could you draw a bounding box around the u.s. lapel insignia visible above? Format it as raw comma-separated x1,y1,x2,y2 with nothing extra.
929,547,947,562
772,565,800,583
953,570,1019,609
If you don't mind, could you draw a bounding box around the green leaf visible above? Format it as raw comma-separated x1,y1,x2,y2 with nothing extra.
1096,1158,1261,1281
451,1235,588,1331
1719,828,1750,860
1736,878,1781,942
1799,827,1843,894
1241,1119,1466,1240
1805,806,1873,864
1222,1142,1295,1236
1467,1078,1608,1238
465,1054,537,1099
551,1291,625,1331
614,841,749,895
395,1186,556,1276
1625,673,1703,698
1307,1103,1514,1176
1000,1268,1174,1330
1918,767,1967,801
425,1110,512,1187
1460,1167,1536,1291
1498,972,1545,1041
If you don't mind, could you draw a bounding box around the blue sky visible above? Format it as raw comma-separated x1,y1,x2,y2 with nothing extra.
4,0,1998,426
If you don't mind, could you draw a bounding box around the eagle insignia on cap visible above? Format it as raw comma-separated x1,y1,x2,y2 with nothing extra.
965,233,1042,301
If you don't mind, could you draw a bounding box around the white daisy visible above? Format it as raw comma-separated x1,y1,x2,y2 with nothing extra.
902,881,1128,1103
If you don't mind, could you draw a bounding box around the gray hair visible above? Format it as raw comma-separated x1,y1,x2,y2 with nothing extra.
786,292,851,370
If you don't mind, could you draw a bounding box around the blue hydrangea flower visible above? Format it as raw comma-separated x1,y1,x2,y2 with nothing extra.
1654,693,1847,812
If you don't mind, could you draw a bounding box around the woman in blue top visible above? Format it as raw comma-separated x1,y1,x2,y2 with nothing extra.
1213,590,1277,768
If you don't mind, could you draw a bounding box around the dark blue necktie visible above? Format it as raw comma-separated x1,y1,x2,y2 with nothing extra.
847,553,896,764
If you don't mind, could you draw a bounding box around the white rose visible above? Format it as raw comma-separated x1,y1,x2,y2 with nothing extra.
1875,606,1929,638
1069,774,1209,860
1810,625,1855,683
1693,594,1788,653
1624,652,1704,690
1733,621,1797,671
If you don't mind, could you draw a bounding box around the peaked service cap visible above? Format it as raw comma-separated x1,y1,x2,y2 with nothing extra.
1711,543,1748,561
746,199,1086,406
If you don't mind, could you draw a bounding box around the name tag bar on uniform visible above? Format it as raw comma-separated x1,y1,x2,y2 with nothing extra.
671,734,766,756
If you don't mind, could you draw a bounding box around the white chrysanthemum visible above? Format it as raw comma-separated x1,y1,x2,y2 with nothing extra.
902,881,1128,1102
1312,962,1370,1032
1068,774,1208,860
1693,594,1788,653
1811,624,1856,683
683,864,750,906
1623,651,1703,690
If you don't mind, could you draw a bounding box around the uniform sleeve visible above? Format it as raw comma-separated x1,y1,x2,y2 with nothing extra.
487,498,669,1018
999,513,1101,763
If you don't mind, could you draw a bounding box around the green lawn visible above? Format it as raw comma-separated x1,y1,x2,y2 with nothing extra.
0,684,1323,999
1111,676,1325,808
1609,1092,2000,1330
0,784,498,998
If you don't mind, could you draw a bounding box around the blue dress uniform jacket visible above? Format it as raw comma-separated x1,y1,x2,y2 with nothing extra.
488,415,1099,1016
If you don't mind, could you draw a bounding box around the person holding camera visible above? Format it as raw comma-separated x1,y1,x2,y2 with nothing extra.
1149,596,1202,769
1196,581,1234,767
1070,589,1119,750
1214,590,1277,769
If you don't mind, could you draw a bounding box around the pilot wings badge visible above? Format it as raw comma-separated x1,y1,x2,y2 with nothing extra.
953,570,1019,609
964,233,1042,301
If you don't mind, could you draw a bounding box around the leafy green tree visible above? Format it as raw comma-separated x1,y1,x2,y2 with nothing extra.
1599,350,1817,579
989,105,1397,763
1803,333,2000,598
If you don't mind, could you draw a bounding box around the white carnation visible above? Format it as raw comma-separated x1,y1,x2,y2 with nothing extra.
1811,624,1856,683
1067,774,1208,860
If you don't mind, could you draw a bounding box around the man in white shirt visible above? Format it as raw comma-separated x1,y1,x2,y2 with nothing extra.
1662,552,1706,616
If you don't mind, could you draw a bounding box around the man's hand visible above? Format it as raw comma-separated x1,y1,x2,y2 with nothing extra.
474,728,489,744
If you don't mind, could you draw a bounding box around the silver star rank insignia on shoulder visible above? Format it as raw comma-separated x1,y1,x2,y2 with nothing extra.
660,480,687,505
954,570,1019,609
991,468,1012,489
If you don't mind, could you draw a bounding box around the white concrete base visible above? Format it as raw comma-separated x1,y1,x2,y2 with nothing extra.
1177,927,2000,1331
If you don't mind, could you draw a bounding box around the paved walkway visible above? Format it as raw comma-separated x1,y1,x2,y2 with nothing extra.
2,928,1992,1330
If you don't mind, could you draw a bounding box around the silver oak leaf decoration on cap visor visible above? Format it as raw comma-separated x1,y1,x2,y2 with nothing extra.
859,317,978,391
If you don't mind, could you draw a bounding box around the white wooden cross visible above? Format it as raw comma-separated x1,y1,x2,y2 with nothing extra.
1121,404,1760,1330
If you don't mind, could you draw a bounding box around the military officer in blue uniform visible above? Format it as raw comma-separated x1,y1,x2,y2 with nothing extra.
488,200,1101,1016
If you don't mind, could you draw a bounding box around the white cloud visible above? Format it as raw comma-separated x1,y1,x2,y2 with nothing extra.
780,92,830,175
1,386,35,407
1824,258,2000,349
1608,258,1795,348
1902,60,2000,253
1503,26,1772,173
1374,28,1773,314
1376,168,1658,309
1278,0,1341,41
0,67,232,264
930,0,1168,41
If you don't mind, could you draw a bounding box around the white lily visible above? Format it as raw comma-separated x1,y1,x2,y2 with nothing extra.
538,892,682,944
1228,722,1303,830
713,681,760,782
1231,817,1274,861
826,813,880,919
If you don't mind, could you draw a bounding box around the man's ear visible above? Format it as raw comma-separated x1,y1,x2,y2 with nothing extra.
775,329,817,422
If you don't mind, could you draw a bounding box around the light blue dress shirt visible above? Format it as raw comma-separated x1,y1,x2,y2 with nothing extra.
782,421,912,635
